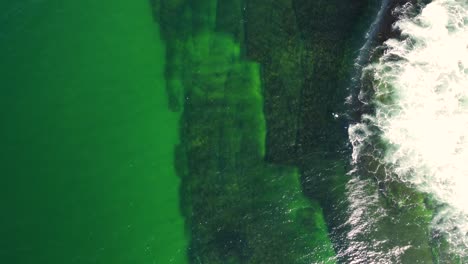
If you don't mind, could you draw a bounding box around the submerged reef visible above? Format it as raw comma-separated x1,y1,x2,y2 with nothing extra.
152,0,335,263
152,0,462,263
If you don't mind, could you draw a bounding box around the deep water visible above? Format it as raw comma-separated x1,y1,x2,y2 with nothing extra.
2,0,467,263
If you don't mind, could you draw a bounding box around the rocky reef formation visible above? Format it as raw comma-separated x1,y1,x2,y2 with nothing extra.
151,0,335,262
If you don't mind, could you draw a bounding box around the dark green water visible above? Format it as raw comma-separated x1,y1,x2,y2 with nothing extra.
0,1,187,263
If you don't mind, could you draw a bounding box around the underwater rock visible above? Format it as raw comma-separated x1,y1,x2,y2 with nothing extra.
243,0,375,260
244,0,304,165
152,0,337,262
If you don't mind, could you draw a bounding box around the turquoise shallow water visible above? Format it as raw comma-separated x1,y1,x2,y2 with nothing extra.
0,1,187,263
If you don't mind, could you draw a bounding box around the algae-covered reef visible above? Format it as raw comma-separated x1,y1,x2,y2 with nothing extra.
152,0,336,262
151,0,457,263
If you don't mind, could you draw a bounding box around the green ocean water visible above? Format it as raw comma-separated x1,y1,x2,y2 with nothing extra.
0,1,187,263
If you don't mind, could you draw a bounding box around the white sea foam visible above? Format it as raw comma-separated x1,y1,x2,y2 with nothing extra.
359,0,468,256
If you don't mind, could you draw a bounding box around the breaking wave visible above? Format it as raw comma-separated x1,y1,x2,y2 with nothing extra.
349,0,468,258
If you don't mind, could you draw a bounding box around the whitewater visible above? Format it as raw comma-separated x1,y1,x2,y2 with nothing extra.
348,0,468,260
